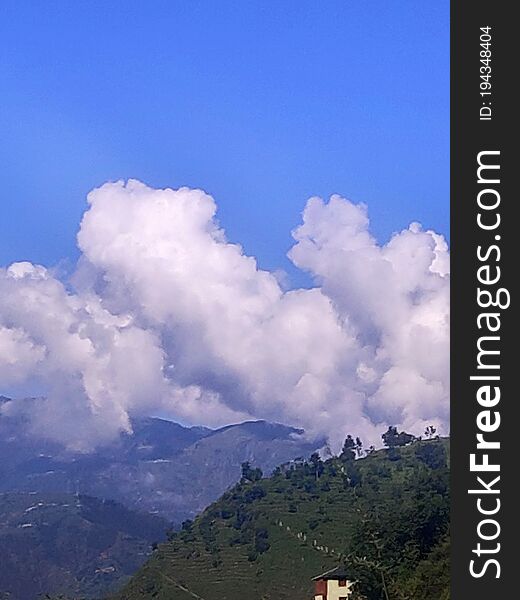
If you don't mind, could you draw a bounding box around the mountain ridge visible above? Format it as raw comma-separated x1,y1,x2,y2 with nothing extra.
0,398,323,523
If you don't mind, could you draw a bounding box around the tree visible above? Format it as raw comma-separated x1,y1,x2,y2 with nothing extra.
345,509,393,600
424,425,437,439
241,461,263,483
387,447,401,461
347,463,363,487
309,452,324,480
415,442,447,469
382,426,399,447
355,437,364,457
397,430,416,446
341,434,357,461
344,461,450,600
244,485,266,503
254,527,270,554
382,426,416,448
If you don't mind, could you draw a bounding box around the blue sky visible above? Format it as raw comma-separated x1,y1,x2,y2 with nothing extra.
0,0,449,284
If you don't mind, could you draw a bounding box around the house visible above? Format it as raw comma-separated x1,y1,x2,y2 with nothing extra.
312,566,355,600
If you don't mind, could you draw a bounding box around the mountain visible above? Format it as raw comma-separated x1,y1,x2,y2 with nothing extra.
0,491,169,600
115,439,450,600
0,399,323,523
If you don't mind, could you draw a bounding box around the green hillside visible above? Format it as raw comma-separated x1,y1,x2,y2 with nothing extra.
0,492,169,600
115,438,450,600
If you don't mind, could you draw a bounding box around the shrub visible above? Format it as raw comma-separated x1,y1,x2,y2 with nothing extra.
415,442,447,470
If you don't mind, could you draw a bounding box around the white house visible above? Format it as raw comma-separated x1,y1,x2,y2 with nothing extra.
312,566,355,600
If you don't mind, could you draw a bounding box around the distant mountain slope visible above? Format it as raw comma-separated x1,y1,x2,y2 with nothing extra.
115,439,450,600
0,399,323,522
0,492,169,600
155,420,320,519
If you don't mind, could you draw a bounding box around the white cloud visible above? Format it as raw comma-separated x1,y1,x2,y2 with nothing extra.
0,181,449,450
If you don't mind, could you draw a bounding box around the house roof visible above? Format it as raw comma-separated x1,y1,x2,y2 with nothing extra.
312,566,352,581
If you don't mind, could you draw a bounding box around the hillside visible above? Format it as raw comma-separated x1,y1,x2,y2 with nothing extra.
115,438,450,600
0,398,323,522
0,492,169,600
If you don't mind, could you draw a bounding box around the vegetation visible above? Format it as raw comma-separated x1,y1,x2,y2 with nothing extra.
114,434,450,600
0,492,169,600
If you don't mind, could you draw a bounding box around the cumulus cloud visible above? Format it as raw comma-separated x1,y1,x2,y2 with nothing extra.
0,181,449,450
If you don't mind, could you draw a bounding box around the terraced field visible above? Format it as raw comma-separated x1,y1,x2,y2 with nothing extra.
115,439,450,600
